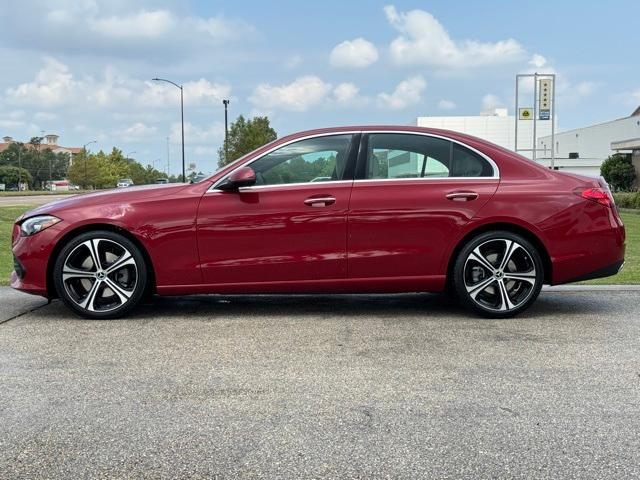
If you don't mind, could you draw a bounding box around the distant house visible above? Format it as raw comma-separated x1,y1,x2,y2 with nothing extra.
0,134,83,164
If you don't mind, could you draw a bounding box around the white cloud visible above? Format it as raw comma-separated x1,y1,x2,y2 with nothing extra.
249,76,331,112
120,122,157,142
384,5,524,69
437,99,456,110
333,83,360,104
0,3,254,61
89,10,175,39
330,38,379,68
481,94,504,111
4,57,230,110
529,53,547,69
378,76,427,110
171,122,224,145
34,111,59,121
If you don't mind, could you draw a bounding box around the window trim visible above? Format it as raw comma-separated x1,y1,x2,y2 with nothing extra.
355,131,500,182
210,130,500,192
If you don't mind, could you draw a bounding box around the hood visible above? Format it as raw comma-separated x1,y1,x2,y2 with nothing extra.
19,183,191,221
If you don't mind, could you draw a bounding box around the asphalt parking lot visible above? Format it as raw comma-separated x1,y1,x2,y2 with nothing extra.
1,287,640,479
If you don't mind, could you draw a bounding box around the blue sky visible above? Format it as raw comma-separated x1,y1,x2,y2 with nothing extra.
1,0,638,175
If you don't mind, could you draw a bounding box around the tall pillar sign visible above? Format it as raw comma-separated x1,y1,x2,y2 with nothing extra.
539,79,551,120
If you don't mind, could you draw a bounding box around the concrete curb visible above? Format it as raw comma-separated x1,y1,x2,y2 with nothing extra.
543,285,640,292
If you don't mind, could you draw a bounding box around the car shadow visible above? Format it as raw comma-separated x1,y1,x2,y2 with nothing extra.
35,290,617,322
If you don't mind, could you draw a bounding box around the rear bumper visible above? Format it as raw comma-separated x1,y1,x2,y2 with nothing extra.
561,259,625,284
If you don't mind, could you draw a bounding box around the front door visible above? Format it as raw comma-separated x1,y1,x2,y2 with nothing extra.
197,133,358,287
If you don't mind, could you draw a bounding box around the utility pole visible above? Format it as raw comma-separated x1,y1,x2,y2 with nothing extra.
223,99,230,162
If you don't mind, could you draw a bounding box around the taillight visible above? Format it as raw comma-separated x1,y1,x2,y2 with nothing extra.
574,187,613,208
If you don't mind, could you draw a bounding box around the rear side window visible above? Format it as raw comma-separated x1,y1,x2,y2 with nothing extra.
451,144,494,177
363,133,494,179
366,133,451,179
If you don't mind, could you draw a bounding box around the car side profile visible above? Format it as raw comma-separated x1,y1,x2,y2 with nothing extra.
11,126,625,319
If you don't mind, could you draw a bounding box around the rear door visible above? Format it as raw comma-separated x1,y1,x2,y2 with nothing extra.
347,132,499,282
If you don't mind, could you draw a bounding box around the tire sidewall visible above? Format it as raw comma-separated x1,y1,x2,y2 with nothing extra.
453,230,544,318
53,230,147,319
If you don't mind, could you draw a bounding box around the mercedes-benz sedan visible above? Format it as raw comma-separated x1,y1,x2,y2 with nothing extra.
11,126,625,319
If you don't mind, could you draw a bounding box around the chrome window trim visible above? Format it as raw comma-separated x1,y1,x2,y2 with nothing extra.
362,130,500,180
208,129,500,193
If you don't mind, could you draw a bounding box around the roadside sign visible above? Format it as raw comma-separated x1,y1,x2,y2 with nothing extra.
539,109,550,120
539,79,551,110
519,108,533,120
0,183,5,191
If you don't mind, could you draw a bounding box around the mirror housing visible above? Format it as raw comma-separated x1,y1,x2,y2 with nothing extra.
218,166,256,191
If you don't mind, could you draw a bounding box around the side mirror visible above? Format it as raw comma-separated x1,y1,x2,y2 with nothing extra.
218,166,256,191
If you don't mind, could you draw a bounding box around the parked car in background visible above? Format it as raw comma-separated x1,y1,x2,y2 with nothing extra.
155,178,169,184
11,126,625,319
116,178,134,188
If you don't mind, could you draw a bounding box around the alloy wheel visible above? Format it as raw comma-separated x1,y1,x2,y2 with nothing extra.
61,238,138,313
462,238,538,313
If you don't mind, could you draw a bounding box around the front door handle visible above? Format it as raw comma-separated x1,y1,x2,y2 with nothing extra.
446,191,479,202
304,196,336,207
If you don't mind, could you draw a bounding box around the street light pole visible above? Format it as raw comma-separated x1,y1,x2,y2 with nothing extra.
223,99,230,162
82,140,96,190
152,77,185,182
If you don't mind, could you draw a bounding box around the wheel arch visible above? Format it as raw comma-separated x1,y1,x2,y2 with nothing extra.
46,223,156,298
446,222,552,286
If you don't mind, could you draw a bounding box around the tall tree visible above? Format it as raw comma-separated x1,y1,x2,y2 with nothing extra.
218,115,277,166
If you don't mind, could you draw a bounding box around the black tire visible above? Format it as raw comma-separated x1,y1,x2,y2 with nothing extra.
452,230,544,318
53,230,148,319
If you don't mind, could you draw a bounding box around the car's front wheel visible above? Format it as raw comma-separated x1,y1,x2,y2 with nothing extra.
53,230,147,319
453,231,544,318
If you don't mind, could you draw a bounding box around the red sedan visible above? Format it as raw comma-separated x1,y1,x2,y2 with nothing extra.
11,126,625,319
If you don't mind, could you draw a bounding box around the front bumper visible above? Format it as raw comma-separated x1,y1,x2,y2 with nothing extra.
11,224,63,298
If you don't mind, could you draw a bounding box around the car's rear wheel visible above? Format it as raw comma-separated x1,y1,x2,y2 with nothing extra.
53,230,147,319
453,231,543,318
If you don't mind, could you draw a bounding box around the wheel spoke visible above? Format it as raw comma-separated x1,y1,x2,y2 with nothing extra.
104,277,133,305
105,253,135,274
81,239,102,271
79,279,101,312
498,240,518,271
62,267,95,281
504,271,536,286
466,276,497,299
497,279,516,311
469,248,496,274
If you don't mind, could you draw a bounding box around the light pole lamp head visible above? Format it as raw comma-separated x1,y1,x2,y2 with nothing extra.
223,99,230,107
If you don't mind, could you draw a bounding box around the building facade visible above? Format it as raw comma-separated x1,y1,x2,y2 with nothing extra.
0,134,83,163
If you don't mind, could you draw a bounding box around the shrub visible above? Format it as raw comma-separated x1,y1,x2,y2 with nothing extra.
601,154,636,192
613,192,640,209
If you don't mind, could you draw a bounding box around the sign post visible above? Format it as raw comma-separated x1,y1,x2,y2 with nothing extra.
515,73,556,168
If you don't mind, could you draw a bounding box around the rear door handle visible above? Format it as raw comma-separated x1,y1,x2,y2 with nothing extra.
304,196,336,207
446,191,479,202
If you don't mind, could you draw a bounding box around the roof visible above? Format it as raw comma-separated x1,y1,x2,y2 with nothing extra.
0,142,82,154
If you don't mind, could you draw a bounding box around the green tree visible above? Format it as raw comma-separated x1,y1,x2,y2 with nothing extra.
0,165,32,188
601,153,636,192
218,115,277,166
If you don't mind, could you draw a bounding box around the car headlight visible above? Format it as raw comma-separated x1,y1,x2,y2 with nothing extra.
20,215,61,236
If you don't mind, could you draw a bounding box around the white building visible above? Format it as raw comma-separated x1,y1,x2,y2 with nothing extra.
416,108,552,156
538,107,640,178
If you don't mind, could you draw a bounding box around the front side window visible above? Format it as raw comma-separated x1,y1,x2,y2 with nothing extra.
250,134,354,186
364,133,493,179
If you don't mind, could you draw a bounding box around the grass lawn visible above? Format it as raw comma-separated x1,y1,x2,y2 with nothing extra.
0,190,89,197
1,206,638,287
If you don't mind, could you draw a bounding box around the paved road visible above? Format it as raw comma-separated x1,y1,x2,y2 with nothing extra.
1,288,639,479
0,194,76,207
